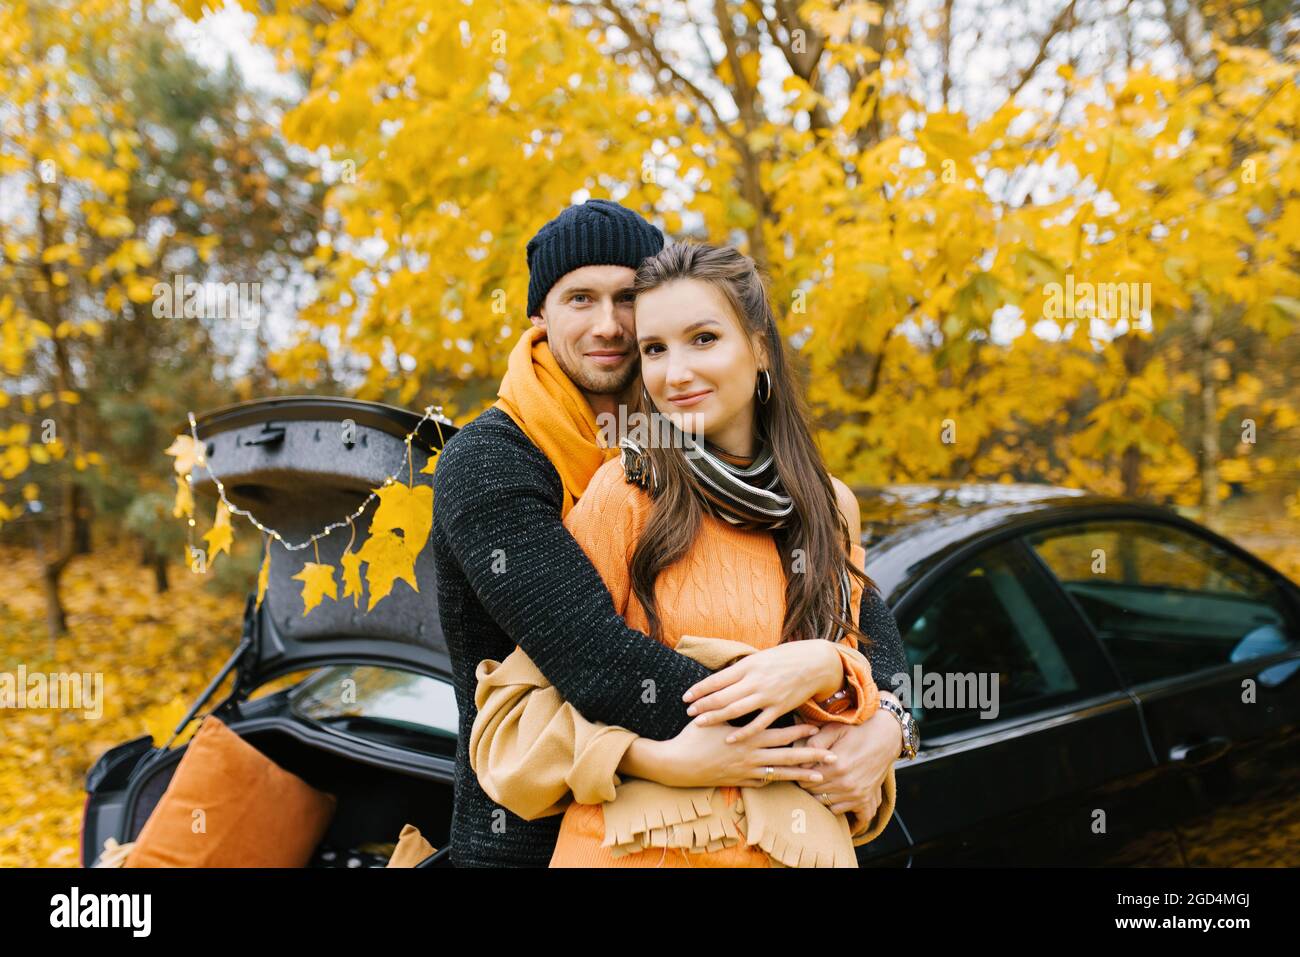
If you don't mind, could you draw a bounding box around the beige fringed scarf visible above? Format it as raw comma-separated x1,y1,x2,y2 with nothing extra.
470,633,897,868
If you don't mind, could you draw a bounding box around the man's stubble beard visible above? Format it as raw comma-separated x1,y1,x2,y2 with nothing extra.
555,351,641,400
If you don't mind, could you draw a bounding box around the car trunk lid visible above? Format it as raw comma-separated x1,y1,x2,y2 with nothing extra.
186,396,458,688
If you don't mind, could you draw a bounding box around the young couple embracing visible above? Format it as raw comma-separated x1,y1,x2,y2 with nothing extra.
432,198,917,868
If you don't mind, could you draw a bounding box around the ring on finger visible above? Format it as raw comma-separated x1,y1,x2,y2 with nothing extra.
761,766,774,784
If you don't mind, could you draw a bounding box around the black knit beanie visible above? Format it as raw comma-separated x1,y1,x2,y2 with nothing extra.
525,199,665,318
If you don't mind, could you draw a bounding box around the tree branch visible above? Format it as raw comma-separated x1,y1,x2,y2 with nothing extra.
1006,0,1078,101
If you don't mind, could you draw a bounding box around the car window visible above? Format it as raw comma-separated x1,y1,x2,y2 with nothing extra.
1025,520,1298,686
897,539,1090,738
289,665,458,750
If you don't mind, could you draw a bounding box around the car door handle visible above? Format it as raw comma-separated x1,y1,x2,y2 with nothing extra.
1169,736,1232,766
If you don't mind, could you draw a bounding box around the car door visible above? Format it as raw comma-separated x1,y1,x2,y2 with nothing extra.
1024,518,1300,866
890,535,1186,865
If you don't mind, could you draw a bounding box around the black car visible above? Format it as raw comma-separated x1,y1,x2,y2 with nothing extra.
858,483,1300,865
81,399,1300,867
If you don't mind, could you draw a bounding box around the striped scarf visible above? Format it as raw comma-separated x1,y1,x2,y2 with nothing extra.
618,425,853,641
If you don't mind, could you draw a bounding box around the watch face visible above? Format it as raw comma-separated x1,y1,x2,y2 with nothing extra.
901,713,919,754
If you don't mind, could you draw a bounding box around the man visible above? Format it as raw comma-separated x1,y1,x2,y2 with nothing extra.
432,199,906,867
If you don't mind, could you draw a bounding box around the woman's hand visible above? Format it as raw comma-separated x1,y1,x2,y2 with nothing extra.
638,719,840,789
681,640,845,743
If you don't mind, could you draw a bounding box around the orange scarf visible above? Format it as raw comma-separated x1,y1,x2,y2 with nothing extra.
494,326,619,518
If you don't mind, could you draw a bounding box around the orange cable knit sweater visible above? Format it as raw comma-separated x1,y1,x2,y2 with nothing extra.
546,455,882,867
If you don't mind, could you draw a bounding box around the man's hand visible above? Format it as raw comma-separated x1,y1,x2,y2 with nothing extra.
796,706,902,818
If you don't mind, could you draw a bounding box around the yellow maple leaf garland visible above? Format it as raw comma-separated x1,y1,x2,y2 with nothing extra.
293,561,338,615
288,481,433,616
164,434,438,616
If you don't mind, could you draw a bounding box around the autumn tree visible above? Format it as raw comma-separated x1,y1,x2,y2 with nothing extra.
1,0,321,635
178,0,1297,518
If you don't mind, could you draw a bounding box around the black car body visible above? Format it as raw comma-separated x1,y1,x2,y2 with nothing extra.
858,483,1300,865
81,400,1300,867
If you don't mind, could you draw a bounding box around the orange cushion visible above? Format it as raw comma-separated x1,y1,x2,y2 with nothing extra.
125,715,336,867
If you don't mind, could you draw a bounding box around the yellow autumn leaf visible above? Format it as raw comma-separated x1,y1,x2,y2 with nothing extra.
2,445,30,479
202,500,233,561
369,481,433,556
293,561,338,615
172,475,193,519
340,546,364,607
195,234,220,263
164,434,199,475
125,276,155,303
256,546,271,609
40,242,80,264
356,529,418,610
96,214,135,239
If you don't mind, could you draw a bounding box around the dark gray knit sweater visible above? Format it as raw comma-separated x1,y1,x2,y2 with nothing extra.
431,405,908,867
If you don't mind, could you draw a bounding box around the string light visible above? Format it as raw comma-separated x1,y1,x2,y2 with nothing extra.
184,405,447,552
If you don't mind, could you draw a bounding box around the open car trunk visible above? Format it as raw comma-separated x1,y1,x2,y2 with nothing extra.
86,397,462,868
120,722,454,867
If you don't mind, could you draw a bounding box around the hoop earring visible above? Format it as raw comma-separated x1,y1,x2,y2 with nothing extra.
756,369,772,405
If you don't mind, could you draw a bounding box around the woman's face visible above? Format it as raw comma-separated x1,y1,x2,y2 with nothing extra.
634,278,767,456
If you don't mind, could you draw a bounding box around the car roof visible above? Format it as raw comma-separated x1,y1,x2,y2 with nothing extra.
851,482,1179,600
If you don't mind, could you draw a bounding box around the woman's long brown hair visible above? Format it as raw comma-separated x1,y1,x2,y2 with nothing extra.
628,241,877,648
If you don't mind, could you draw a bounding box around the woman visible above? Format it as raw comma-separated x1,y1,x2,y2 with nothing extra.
471,241,907,867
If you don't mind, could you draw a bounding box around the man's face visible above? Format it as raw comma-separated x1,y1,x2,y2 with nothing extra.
532,264,641,396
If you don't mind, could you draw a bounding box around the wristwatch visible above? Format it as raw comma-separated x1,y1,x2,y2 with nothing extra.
877,698,919,760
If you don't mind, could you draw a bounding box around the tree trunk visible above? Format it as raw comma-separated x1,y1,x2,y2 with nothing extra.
1120,443,1142,500
73,485,92,554
1192,298,1219,520
32,520,69,641
41,562,68,639
1120,332,1149,499
153,552,169,594
141,538,170,593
